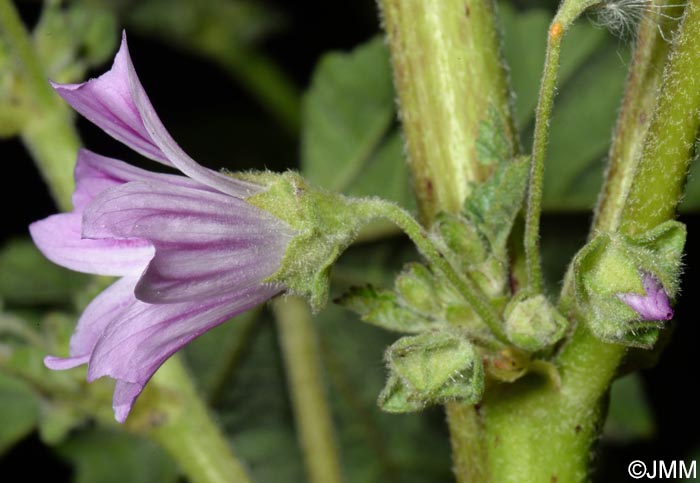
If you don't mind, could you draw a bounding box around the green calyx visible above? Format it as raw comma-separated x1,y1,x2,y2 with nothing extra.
379,330,484,413
573,220,686,347
241,170,372,311
503,293,568,352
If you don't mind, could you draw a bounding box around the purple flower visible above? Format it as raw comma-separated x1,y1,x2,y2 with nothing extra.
29,33,295,422
617,273,674,321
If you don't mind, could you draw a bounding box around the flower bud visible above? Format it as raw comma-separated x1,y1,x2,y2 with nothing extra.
573,221,685,347
379,330,484,412
503,293,568,352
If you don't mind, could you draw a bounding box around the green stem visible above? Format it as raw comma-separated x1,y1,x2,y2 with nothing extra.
0,0,80,211
272,297,344,483
444,402,486,482
593,0,681,233
524,0,599,293
378,0,516,223
479,2,700,481
359,199,507,342
132,357,252,483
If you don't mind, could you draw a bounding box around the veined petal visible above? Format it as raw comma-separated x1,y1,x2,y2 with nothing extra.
44,277,137,370
73,149,214,211
52,32,260,198
87,284,281,421
29,213,154,276
69,277,139,356
82,180,294,302
113,381,145,423
50,41,168,164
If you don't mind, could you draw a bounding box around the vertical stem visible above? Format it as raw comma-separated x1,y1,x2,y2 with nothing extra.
444,402,486,482
481,2,700,481
594,0,681,233
379,0,516,223
378,2,516,480
618,2,700,235
524,0,599,293
133,357,252,483
0,0,79,211
273,297,344,483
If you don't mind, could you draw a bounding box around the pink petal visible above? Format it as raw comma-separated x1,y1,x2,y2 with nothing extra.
113,381,144,424
82,180,294,302
52,33,260,198
73,149,214,211
29,213,154,276
617,273,673,321
87,284,281,421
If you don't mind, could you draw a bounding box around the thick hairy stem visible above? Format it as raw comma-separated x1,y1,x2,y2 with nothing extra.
594,0,681,233
378,0,516,223
481,2,700,481
273,297,344,483
377,1,518,480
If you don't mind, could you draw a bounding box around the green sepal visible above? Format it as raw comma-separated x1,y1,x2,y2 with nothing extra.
379,330,484,412
377,375,426,413
573,220,686,347
503,293,568,352
242,171,373,311
335,285,434,334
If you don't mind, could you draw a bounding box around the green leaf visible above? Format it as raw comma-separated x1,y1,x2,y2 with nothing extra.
56,430,178,483
0,373,40,455
0,239,87,306
211,318,305,483
463,157,529,251
603,373,655,442
336,285,434,334
475,106,513,166
302,37,413,208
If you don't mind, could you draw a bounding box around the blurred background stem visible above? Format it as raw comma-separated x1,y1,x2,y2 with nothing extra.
140,357,252,483
273,296,344,483
0,0,79,211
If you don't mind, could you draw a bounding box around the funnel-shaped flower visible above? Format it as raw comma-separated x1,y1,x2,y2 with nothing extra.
617,272,674,321
29,33,295,422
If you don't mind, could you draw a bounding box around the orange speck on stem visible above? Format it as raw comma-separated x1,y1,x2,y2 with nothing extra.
549,21,563,40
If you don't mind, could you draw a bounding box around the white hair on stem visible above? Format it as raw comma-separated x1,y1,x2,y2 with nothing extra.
590,0,686,41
